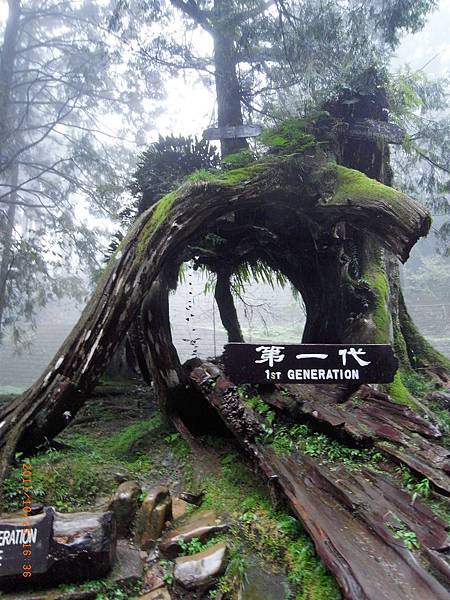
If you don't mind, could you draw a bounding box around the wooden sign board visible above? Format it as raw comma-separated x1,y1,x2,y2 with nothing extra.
0,508,53,577
203,124,262,140
223,343,397,384
348,119,405,144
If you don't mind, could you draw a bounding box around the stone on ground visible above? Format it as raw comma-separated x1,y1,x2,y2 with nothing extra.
174,543,228,590
135,486,172,549
160,510,229,556
138,587,172,600
238,556,291,599
108,539,143,586
171,497,190,521
108,480,142,537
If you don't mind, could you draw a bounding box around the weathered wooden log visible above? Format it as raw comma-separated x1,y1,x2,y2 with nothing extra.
0,508,116,590
0,154,430,484
189,362,450,599
261,383,450,495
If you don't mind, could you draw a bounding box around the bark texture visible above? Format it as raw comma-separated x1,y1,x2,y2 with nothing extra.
212,0,248,156
190,362,450,600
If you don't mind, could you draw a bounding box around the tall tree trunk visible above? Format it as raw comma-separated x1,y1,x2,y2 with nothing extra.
213,0,248,156
0,0,20,146
327,81,450,389
141,268,187,419
0,165,18,338
0,1,21,337
214,269,244,342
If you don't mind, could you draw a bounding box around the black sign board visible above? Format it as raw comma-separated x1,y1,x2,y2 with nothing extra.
0,507,53,577
223,343,397,384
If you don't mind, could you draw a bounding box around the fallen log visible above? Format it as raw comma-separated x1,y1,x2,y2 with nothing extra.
260,383,450,495
189,362,450,599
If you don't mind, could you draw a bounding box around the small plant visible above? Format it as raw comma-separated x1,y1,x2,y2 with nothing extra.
397,465,430,502
178,535,224,556
216,550,247,595
269,421,383,471
386,515,419,550
159,559,174,585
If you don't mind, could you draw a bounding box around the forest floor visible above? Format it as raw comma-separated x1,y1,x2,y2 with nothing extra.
0,379,449,599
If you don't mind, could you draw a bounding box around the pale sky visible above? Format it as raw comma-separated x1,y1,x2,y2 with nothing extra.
1,0,449,138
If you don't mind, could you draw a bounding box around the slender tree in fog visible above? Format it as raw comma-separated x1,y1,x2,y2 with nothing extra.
0,0,161,340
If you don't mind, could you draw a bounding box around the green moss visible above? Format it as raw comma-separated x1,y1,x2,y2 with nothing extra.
393,319,410,370
260,117,318,153
333,166,402,203
136,190,178,258
110,415,162,458
331,167,427,234
215,162,267,184
371,271,390,343
387,371,415,406
184,168,218,183
182,161,268,188
221,149,256,168
361,249,390,344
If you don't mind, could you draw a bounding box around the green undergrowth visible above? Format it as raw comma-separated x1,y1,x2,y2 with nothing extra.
200,441,341,599
241,389,384,470
270,423,384,469
2,411,193,513
389,367,446,412
386,515,419,550
57,578,141,600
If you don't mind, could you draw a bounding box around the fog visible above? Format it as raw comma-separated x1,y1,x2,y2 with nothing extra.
0,0,449,392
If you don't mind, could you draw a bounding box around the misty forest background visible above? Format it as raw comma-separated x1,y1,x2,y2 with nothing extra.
0,0,450,392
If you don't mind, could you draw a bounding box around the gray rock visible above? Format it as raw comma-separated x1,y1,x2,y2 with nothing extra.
174,543,228,590
238,556,291,600
135,486,172,550
138,588,172,600
111,466,132,484
108,539,144,586
108,480,142,537
160,510,229,557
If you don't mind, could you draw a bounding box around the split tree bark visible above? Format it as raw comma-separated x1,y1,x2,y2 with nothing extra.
0,152,431,485
189,362,450,600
